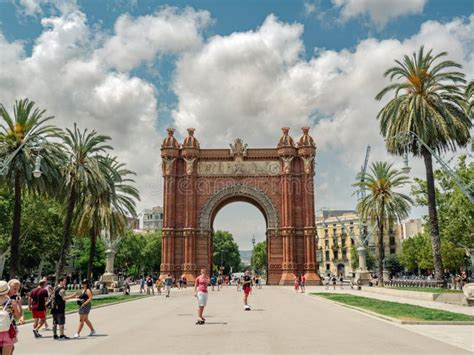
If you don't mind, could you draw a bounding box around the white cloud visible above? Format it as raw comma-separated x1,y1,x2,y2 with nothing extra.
98,7,211,71
304,1,317,16
0,6,211,210
172,14,474,214
332,0,427,28
15,0,77,16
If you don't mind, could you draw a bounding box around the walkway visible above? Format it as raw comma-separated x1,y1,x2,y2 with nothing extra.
16,286,472,354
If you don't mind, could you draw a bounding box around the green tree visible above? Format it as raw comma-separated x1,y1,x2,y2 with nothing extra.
399,233,433,273
71,237,106,279
142,232,162,275
376,47,471,282
251,241,266,274
212,230,241,274
75,155,139,279
411,155,473,271
384,254,403,277
56,124,112,281
0,99,63,278
115,232,146,277
354,162,412,286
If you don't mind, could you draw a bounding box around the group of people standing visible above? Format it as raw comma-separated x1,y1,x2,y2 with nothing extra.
0,276,97,355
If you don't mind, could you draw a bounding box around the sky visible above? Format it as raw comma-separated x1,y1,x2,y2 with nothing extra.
0,0,472,250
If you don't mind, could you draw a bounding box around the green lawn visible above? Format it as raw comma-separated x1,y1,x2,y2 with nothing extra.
23,295,145,321
311,293,474,322
387,287,462,294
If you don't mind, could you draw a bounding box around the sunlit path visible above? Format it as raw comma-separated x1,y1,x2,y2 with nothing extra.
16,286,469,354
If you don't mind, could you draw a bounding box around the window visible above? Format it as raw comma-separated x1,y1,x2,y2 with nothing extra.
324,240,329,248
326,264,330,271
342,250,347,259
341,238,346,247
333,251,338,260
325,251,330,260
333,228,337,236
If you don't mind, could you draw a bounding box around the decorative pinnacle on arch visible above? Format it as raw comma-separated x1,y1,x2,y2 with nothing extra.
298,126,315,148
277,127,295,148
161,128,180,149
183,127,200,148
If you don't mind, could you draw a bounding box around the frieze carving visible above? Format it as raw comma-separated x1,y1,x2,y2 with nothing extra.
183,157,197,175
301,156,314,174
281,156,294,174
162,157,176,175
199,184,279,230
197,160,280,176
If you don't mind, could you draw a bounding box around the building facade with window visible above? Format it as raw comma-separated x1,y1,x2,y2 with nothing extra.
139,206,164,231
316,210,401,277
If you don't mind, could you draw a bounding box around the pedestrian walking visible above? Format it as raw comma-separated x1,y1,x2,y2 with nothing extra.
0,281,21,355
294,276,299,292
194,269,209,325
7,279,24,326
331,275,337,290
29,279,49,338
210,275,216,291
324,274,330,290
164,274,173,298
242,271,252,310
339,276,344,290
51,276,77,340
300,274,306,293
43,281,53,331
155,278,162,295
236,277,241,292
139,277,146,294
182,276,187,289
73,279,96,338
146,276,155,296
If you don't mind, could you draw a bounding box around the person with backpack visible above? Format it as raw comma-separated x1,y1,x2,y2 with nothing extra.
0,280,21,355
50,276,77,340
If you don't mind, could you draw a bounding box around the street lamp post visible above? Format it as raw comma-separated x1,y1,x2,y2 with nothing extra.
389,131,474,205
0,134,45,178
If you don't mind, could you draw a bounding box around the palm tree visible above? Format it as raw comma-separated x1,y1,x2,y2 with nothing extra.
354,162,412,286
76,156,139,279
56,124,112,282
375,46,471,282
0,99,63,278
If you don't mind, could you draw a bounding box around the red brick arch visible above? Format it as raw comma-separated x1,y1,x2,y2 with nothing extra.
160,128,321,285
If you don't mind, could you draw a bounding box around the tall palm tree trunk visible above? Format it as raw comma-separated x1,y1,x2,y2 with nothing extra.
87,227,98,281
56,189,77,283
422,147,444,283
9,171,21,279
377,218,384,287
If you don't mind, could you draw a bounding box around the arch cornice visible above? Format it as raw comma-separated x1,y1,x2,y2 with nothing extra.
199,183,279,230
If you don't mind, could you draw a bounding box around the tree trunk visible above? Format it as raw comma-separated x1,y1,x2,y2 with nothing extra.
9,171,21,279
377,218,384,287
422,147,444,282
87,227,98,281
56,189,77,283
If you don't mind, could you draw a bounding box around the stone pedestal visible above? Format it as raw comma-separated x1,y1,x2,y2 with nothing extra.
352,246,371,289
99,249,121,291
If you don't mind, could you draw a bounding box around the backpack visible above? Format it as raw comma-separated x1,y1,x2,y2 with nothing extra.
46,287,57,310
0,299,12,332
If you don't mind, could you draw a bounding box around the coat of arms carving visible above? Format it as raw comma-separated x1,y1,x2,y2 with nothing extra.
229,138,248,161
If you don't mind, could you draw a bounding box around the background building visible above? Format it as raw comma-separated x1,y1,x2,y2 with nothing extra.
316,210,402,277
139,206,163,231
397,219,424,241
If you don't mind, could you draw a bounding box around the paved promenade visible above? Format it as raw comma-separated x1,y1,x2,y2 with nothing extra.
16,286,472,354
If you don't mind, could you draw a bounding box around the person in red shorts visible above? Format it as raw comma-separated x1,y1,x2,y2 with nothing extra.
242,270,252,310
28,279,49,338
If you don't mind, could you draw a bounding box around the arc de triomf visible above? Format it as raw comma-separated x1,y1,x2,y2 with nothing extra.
160,127,321,285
